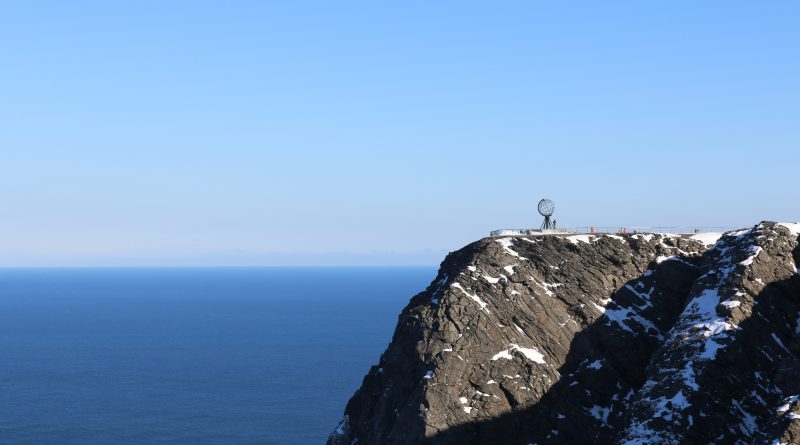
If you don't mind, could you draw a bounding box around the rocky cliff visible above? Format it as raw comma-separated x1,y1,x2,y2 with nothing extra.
328,222,800,445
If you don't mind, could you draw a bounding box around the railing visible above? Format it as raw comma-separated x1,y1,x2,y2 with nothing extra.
490,229,571,236
490,226,740,236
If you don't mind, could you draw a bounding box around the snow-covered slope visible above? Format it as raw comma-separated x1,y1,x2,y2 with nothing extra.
328,222,800,445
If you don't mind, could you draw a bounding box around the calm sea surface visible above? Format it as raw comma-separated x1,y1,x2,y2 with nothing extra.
0,267,435,444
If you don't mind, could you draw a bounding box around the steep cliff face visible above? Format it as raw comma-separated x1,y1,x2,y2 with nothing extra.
329,222,800,445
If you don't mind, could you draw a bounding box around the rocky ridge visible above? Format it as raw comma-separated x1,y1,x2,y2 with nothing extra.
329,222,800,445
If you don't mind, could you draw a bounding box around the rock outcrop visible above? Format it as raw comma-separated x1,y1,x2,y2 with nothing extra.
329,222,800,445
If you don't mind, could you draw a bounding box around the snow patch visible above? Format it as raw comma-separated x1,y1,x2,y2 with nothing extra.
729,227,756,238
491,343,546,364
483,275,504,284
533,279,562,297
777,395,798,414
720,299,741,309
567,234,594,244
333,415,350,436
589,405,611,425
681,288,739,360
731,399,757,435
601,300,661,338
739,246,763,266
690,232,723,247
655,255,695,267
681,363,699,391
496,238,525,258
451,283,490,312
778,222,800,236
771,333,790,354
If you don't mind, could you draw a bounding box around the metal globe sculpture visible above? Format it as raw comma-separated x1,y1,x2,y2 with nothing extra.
538,199,555,217
538,199,555,230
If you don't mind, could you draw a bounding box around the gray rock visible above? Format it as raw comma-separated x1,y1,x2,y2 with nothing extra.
328,222,800,445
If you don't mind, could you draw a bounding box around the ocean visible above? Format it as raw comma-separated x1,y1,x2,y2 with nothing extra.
0,267,435,444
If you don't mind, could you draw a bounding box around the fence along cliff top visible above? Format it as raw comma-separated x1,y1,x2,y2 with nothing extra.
490,198,735,236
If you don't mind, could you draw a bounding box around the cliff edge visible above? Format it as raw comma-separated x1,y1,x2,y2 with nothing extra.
329,222,800,445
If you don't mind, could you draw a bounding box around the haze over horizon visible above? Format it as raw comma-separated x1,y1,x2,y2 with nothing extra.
2,1,798,266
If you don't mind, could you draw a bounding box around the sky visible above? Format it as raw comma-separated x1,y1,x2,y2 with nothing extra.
1,1,798,266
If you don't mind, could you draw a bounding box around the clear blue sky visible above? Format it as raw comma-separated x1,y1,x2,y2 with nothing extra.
1,1,797,266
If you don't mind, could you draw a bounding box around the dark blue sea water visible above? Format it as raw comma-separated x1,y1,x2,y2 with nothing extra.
0,267,435,444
